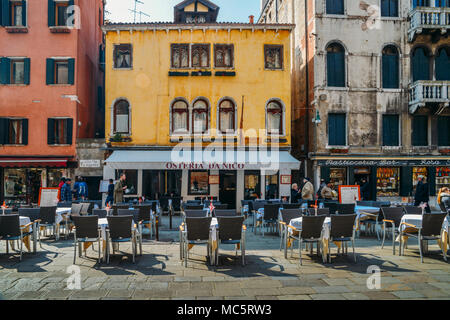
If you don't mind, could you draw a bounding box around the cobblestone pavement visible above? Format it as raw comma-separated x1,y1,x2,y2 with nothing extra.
0,215,449,300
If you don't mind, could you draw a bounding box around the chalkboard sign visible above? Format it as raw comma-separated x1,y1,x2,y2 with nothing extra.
39,188,60,207
338,185,361,204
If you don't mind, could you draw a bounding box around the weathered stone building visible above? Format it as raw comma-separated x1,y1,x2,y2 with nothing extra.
259,0,450,206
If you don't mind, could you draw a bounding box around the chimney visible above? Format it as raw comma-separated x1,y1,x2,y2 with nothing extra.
249,15,254,24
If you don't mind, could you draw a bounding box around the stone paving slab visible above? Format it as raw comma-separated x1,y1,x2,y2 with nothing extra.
0,215,449,300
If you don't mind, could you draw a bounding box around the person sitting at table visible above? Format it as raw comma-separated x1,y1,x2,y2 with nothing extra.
321,181,334,200
437,186,450,212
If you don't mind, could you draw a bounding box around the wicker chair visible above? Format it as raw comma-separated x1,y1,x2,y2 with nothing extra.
38,207,59,242
328,214,357,263
336,204,355,215
256,204,281,236
72,215,101,264
180,217,213,267
307,208,330,217
0,214,34,261
296,215,326,265
214,210,238,217
279,208,302,253
216,216,246,266
403,206,423,215
381,207,405,255
105,215,139,264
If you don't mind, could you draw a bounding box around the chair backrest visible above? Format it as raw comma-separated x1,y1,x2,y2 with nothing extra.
301,215,326,239
39,206,57,224
184,210,207,218
73,215,99,239
1,208,13,214
117,209,139,223
92,209,108,219
185,204,204,210
18,208,41,222
323,202,338,215
185,217,212,241
186,200,201,204
403,206,422,215
282,203,303,209
0,214,20,238
336,203,355,215
171,197,182,211
374,201,391,208
422,213,447,237
71,203,83,216
380,207,404,227
280,209,302,224
107,216,132,239
57,202,72,208
357,201,373,207
252,201,266,211
133,205,152,222
217,216,245,241
307,208,330,217
215,209,238,217
80,202,93,215
269,199,282,204
263,204,280,220
214,204,228,210
330,214,357,239
112,205,130,215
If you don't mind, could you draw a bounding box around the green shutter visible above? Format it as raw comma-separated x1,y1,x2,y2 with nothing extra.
427,167,436,197
370,167,377,201
383,115,399,146
46,58,54,85
412,116,428,146
66,118,73,145
23,58,30,85
48,0,55,26
0,118,9,145
22,0,26,26
1,0,10,26
47,118,55,145
0,57,11,84
68,58,75,85
400,167,413,197
22,119,28,145
438,116,449,146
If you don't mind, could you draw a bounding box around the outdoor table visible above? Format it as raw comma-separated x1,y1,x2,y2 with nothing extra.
397,214,449,255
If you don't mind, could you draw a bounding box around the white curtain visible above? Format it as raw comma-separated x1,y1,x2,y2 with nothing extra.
15,6,23,26
116,115,129,133
268,112,281,134
173,112,187,133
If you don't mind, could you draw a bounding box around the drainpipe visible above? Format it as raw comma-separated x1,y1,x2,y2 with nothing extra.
304,0,310,177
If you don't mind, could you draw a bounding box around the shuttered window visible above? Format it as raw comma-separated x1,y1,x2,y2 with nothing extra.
46,58,75,85
1,0,26,26
382,46,399,88
328,113,346,146
435,47,450,81
48,0,73,27
412,47,430,82
382,115,399,146
326,0,344,14
412,115,428,146
0,118,28,145
327,43,346,87
48,118,73,145
0,57,29,85
438,116,450,146
381,0,398,17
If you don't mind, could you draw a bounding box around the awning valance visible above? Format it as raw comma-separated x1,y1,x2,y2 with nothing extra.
105,150,301,171
0,158,68,168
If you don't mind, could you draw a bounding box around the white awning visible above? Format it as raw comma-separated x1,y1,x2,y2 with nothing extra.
105,150,301,171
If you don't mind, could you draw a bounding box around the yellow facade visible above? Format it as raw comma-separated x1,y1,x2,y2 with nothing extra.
104,25,293,148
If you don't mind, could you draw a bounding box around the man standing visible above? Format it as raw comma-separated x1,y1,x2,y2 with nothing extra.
301,178,314,201
360,178,370,201
78,177,88,200
414,176,430,213
291,183,301,203
61,178,73,203
321,181,334,200
114,173,127,204
317,179,326,200
105,179,114,207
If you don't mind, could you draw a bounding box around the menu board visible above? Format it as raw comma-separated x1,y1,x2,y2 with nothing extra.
338,185,361,204
39,188,60,207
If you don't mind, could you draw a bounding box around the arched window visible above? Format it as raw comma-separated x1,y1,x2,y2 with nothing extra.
218,99,236,134
435,47,450,81
326,43,346,87
411,46,431,81
113,99,130,134
266,100,283,135
382,45,400,88
192,99,209,134
171,99,189,134
191,44,209,68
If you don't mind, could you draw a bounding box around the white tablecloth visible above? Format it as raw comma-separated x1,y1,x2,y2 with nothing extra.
56,208,71,224
399,214,450,233
20,216,31,227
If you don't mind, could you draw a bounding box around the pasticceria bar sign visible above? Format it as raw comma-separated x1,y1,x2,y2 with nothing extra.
318,159,450,167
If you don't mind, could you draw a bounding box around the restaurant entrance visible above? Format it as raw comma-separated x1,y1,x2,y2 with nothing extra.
219,171,237,210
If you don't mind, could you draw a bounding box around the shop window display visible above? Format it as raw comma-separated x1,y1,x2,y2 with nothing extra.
376,167,400,197
436,167,450,192
329,168,346,187
189,171,209,195
244,171,260,200
4,169,26,200
265,174,279,199
47,169,66,188
412,167,428,193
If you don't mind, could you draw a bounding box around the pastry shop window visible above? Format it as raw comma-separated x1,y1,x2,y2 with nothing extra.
436,167,450,192
376,167,400,197
412,167,428,193
329,168,347,187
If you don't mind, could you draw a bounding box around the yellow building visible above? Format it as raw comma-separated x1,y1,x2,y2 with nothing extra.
102,0,299,209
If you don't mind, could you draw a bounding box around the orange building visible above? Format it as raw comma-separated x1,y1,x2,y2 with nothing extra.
0,0,105,205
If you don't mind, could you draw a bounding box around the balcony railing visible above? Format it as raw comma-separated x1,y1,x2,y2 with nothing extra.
409,80,450,113
408,7,450,41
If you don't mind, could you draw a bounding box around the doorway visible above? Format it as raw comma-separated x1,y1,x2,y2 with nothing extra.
219,171,237,209
354,167,371,200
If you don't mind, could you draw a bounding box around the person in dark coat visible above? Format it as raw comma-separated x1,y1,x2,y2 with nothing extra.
360,179,370,201
414,176,430,213
291,183,301,203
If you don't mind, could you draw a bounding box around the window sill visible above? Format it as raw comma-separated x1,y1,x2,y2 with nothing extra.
382,146,401,150
215,71,236,76
381,88,402,93
264,68,284,71
1,144,26,147
113,67,133,71
5,26,28,33
191,71,212,76
2,84,28,86
47,84,74,87
49,26,72,33
325,86,349,91
169,71,190,77
48,144,72,147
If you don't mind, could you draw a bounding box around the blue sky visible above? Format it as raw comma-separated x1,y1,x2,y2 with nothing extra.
105,0,261,23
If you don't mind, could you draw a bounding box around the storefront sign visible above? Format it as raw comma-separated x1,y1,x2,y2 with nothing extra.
39,188,60,207
318,159,450,167
165,162,246,170
280,175,292,184
209,175,219,184
338,185,361,204
80,160,101,168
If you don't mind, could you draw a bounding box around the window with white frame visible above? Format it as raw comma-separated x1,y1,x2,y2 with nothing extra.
113,99,130,134
266,100,283,135
192,99,209,134
218,99,236,134
171,99,189,134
